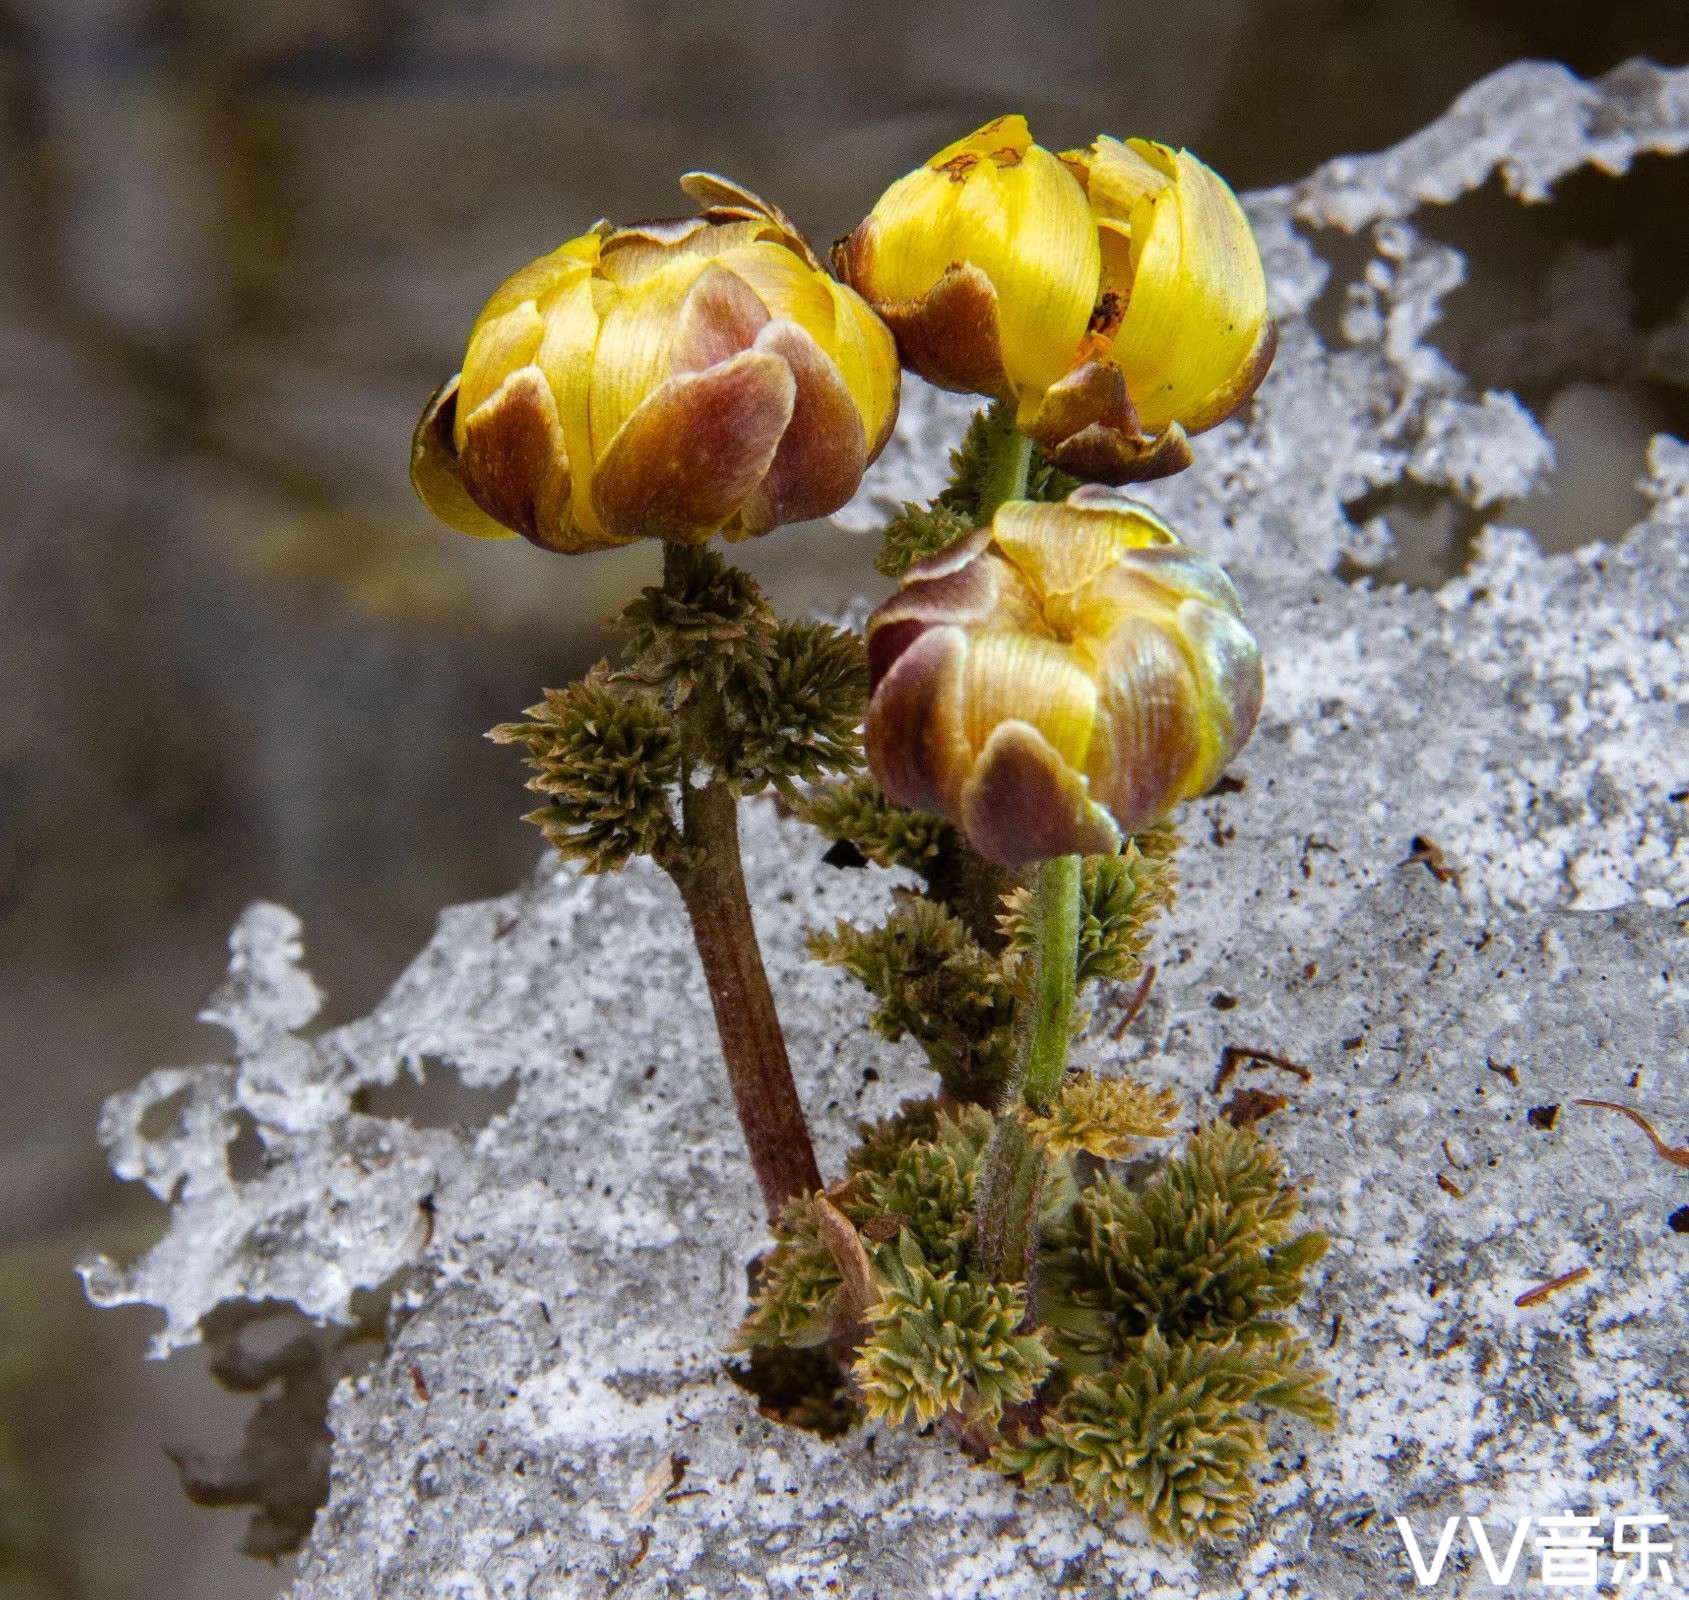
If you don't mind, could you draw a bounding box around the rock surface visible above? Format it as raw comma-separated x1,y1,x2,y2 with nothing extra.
84,59,1688,1598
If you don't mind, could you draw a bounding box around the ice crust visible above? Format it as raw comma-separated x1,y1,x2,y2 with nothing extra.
83,58,1688,1599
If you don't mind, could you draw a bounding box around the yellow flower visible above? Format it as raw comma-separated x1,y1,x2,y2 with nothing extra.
412,174,900,553
1034,137,1274,482
831,116,1099,417
865,490,1261,868
837,118,1274,486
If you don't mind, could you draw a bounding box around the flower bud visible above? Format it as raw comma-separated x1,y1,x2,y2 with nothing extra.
837,119,1273,487
832,116,1100,415
412,174,900,553
1031,137,1274,483
865,489,1261,868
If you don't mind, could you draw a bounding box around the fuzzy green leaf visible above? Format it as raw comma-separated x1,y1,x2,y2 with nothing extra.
726,619,868,792
843,1104,994,1274
1043,1120,1327,1353
808,895,1018,1103
797,775,962,879
734,1194,845,1351
876,501,977,580
854,1253,1053,1427
489,676,680,873
1025,1072,1180,1161
846,1098,949,1180
993,1327,1329,1542
616,543,777,695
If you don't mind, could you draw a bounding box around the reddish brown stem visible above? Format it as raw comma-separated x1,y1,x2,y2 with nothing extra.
664,755,821,1221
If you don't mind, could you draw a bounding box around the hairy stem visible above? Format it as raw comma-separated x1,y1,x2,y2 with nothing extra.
659,546,821,1221
973,1111,1047,1290
975,854,1082,1287
975,399,1035,521
1018,852,1082,1111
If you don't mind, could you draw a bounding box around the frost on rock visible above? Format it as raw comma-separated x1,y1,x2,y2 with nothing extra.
85,60,1688,1600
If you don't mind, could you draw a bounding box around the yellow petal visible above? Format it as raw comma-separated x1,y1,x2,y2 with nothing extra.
977,142,1100,395
719,238,898,464
1101,141,1269,435
854,116,1098,399
531,268,607,543
991,493,1179,636
1064,134,1172,222
961,631,1097,771
410,376,518,540
586,252,711,460
1087,615,1203,831
456,235,600,440
457,298,545,448
991,498,1130,602
820,278,901,458
848,166,973,307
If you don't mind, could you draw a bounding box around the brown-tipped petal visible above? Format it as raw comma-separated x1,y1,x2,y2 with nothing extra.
868,531,1001,642
903,524,994,582
1176,598,1264,781
679,171,824,270
735,318,869,534
590,348,796,544
829,228,864,289
1185,317,1278,437
1117,542,1247,618
866,623,971,817
1045,419,1194,486
671,261,770,374
456,366,580,551
604,215,713,252
1089,617,1204,833
1023,358,1137,452
865,618,929,690
409,376,519,541
957,720,1121,868
873,262,1012,398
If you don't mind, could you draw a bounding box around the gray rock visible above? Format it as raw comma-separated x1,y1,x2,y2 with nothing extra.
83,58,1688,1599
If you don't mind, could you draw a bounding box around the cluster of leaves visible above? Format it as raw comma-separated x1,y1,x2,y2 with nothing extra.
853,1234,1053,1427
490,547,866,872
739,1106,1331,1545
800,775,961,881
994,1327,1332,1542
1023,1072,1180,1161
877,403,1081,578
736,1102,994,1350
995,1120,1333,1540
490,675,681,874
1041,1118,1329,1356
804,778,1178,1104
807,894,1019,1104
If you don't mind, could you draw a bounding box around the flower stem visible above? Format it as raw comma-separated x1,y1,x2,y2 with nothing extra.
1018,852,1082,1111
975,399,1034,521
658,545,821,1222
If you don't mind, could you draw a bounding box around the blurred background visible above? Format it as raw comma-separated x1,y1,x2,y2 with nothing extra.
2,1,1686,1594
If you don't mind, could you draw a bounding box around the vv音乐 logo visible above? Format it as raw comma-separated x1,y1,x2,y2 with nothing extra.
1393,1512,1676,1590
